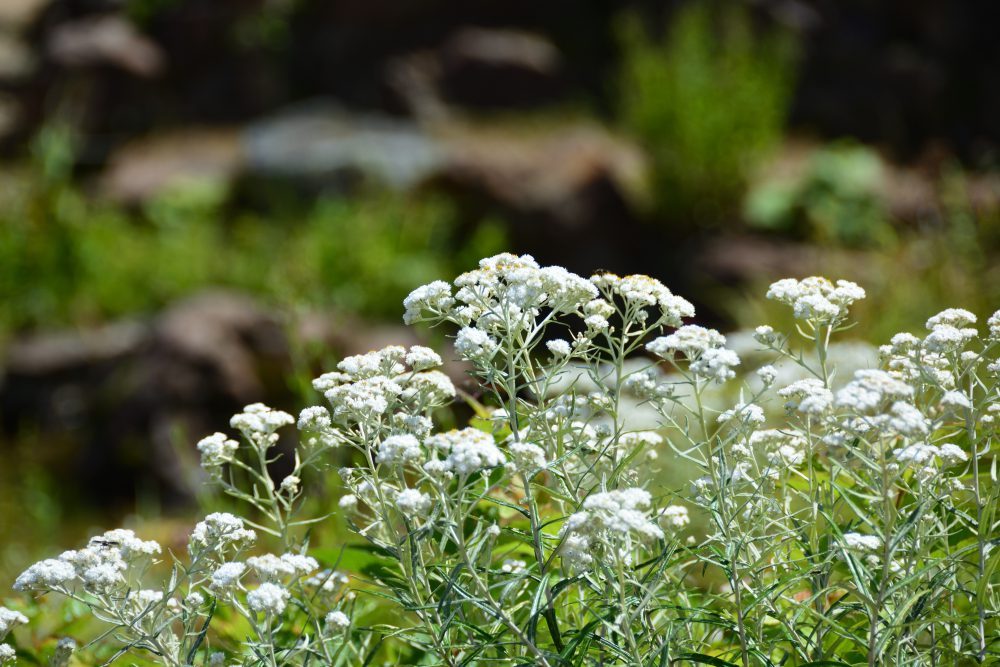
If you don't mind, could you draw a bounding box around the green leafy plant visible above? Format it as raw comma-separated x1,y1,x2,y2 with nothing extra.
618,3,796,224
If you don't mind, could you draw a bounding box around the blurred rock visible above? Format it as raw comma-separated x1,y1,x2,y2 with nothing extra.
440,28,564,109
100,128,243,204
0,33,36,81
243,103,446,191
0,0,49,33
47,14,165,77
695,234,826,285
0,290,471,507
388,27,565,117
0,291,290,505
431,123,649,271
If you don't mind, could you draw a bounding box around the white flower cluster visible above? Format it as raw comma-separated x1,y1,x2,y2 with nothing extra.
377,433,423,465
311,345,454,429
425,428,506,477
14,529,161,594
0,607,27,639
247,553,319,581
209,562,246,591
189,512,256,555
507,440,548,473
404,254,695,371
395,488,432,518
197,432,239,469
590,273,695,326
647,325,741,382
835,370,914,413
247,582,290,616
892,441,968,481
766,276,866,323
778,379,833,416
230,403,295,447
561,489,664,568
924,308,978,352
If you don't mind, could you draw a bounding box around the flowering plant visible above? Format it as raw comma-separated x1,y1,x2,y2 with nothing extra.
5,254,999,666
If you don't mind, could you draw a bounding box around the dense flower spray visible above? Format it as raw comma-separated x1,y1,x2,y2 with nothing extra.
6,253,999,666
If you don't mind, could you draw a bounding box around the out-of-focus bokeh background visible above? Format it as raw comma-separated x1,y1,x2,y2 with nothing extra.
1,0,999,614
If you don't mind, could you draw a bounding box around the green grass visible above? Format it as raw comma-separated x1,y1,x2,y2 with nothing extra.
0,151,504,337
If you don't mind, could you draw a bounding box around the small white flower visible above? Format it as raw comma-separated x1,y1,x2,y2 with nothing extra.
753,325,776,343
377,434,423,466
440,428,505,476
298,406,332,431
338,494,358,510
843,532,881,552
406,345,442,370
717,402,765,426
230,403,294,438
247,582,290,616
508,441,547,472
0,644,15,665
937,443,969,466
940,391,971,411
454,327,499,363
501,559,526,574
660,505,690,529
779,379,833,415
887,402,929,438
325,610,351,630
926,308,977,331
13,558,76,591
0,608,28,636
209,562,246,591
190,513,256,554
647,325,725,358
280,475,301,495
403,280,454,324
197,432,239,468
690,347,740,383
395,489,432,518
756,365,777,386
546,339,572,357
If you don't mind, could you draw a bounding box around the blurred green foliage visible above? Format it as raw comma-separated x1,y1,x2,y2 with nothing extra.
0,127,505,336
732,161,1000,342
745,143,895,247
618,2,796,224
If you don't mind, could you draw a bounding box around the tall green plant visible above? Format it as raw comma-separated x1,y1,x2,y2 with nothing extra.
619,3,796,224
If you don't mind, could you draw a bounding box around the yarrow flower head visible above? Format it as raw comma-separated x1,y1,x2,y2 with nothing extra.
403,280,454,324
842,532,881,552
561,488,665,567
426,428,506,477
454,327,499,363
247,553,319,581
247,582,290,616
377,433,423,466
209,562,246,591
836,370,914,413
766,276,865,324
395,488,432,518
0,608,28,636
189,513,256,555
647,325,740,382
230,403,294,449
325,610,351,631
197,432,239,469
